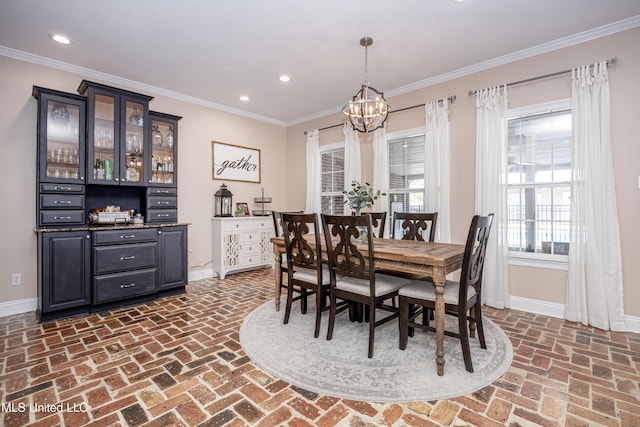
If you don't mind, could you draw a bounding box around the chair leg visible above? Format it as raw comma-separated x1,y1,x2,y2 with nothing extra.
283,282,294,325
475,302,487,349
367,303,376,358
408,304,415,337
314,289,323,338
301,289,308,314
469,308,476,339
326,291,336,341
399,296,408,350
459,312,473,373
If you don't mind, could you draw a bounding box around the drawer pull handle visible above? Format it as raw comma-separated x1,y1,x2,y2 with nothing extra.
120,255,136,261
120,283,136,289
54,200,72,204
120,235,136,239
54,186,72,191
54,216,71,220
157,201,170,205
159,190,170,194
158,214,169,217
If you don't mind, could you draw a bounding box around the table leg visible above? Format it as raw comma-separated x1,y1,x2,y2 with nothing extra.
434,277,446,376
273,243,282,311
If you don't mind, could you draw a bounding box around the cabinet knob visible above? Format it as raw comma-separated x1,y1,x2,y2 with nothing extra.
86,235,90,239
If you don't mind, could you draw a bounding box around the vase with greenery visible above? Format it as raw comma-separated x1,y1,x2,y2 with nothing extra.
343,181,386,216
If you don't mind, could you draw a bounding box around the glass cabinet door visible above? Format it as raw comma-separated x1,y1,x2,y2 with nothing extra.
122,100,145,185
90,93,117,184
42,97,85,183
150,116,176,185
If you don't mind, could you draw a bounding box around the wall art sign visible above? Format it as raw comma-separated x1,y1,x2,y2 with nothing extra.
212,141,261,183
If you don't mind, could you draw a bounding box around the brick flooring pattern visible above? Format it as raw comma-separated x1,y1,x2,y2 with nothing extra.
1,268,639,426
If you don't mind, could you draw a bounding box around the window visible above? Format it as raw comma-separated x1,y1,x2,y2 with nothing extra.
507,100,571,260
320,147,345,215
388,133,425,236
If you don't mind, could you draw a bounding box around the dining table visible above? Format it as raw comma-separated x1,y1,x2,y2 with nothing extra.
270,235,465,376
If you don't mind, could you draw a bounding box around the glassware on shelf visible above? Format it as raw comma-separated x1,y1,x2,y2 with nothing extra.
50,103,70,124
129,106,143,126
152,125,163,146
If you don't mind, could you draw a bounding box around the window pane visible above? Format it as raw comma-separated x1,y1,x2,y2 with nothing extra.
389,136,424,190
507,107,571,255
320,148,345,215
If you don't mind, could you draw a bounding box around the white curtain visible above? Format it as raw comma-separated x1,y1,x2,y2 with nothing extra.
475,86,510,309
565,62,625,331
305,129,321,214
424,99,451,243
372,126,389,216
343,123,361,215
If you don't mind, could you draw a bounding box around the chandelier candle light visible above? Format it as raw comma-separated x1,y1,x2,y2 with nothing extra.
343,37,390,133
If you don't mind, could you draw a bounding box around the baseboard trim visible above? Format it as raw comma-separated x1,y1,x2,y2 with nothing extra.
509,295,640,334
188,268,215,281
0,297,37,318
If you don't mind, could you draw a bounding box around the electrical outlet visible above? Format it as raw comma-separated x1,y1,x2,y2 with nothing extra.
12,273,21,285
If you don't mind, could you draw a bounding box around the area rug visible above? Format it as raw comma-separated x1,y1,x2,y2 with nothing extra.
240,300,513,403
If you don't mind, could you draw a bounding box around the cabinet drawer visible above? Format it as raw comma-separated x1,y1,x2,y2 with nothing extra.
94,228,157,245
40,183,84,194
223,220,252,231
40,210,85,225
240,253,262,265
252,218,272,230
94,242,157,274
146,196,177,209
147,187,177,196
93,268,157,304
242,231,261,244
146,209,177,223
40,194,85,209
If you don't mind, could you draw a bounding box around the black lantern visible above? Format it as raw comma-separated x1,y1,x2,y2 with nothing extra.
214,183,233,217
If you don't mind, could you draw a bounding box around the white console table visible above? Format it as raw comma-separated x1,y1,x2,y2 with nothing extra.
212,216,274,279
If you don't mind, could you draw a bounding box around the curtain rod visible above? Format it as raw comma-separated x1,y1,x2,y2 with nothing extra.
467,56,620,97
304,95,456,135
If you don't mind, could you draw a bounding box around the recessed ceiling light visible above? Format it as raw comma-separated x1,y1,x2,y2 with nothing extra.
279,75,291,83
240,95,250,102
51,34,72,45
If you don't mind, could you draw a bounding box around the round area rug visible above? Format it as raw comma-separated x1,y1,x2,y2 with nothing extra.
240,300,513,403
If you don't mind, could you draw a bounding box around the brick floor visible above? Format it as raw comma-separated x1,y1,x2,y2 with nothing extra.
1,268,639,426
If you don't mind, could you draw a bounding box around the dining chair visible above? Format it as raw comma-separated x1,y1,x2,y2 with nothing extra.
272,210,306,313
281,213,335,338
392,212,438,241
398,213,494,373
365,212,387,238
321,214,410,358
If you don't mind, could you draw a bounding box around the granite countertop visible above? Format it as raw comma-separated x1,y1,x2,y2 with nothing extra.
34,222,190,233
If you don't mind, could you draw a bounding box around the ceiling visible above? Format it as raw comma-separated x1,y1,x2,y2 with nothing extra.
1,1,639,126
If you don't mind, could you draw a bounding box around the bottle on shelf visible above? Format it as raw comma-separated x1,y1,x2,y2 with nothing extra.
126,156,140,182
152,125,163,146
96,157,105,180
166,126,174,148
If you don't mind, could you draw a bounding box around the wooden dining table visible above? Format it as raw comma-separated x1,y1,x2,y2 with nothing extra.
270,236,465,376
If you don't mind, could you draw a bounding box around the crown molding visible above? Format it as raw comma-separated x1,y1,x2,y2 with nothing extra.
0,45,286,127
3,15,638,128
386,15,640,98
288,15,640,126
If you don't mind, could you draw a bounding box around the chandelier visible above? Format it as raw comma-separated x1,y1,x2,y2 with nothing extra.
342,37,390,133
